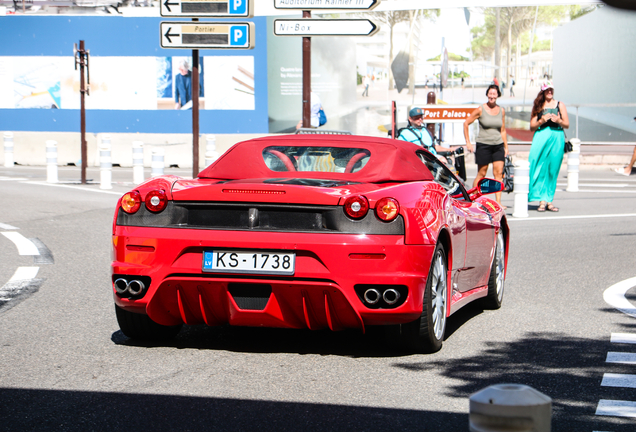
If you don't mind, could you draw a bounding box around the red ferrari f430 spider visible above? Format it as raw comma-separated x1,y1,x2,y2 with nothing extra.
112,135,509,352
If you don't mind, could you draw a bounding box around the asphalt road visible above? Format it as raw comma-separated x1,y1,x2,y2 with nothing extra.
1,165,636,431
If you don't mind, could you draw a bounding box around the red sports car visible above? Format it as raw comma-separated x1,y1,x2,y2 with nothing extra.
112,135,509,352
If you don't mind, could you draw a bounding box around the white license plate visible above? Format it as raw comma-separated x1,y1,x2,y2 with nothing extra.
202,250,295,275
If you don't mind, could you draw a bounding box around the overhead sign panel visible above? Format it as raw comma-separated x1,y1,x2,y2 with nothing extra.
161,0,253,17
273,0,380,10
160,22,255,49
273,19,378,37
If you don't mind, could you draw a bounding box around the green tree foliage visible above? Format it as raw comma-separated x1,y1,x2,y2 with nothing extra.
427,53,470,62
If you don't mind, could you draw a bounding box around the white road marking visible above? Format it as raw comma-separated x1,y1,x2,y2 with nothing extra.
557,182,629,187
1,232,41,256
611,333,636,344
606,352,636,365
9,266,39,281
603,277,636,318
0,176,28,181
556,188,636,193
509,213,636,222
0,222,19,230
601,373,636,388
596,399,636,418
23,181,123,196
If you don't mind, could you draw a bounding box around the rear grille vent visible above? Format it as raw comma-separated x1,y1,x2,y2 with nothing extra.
117,202,404,235
228,283,272,310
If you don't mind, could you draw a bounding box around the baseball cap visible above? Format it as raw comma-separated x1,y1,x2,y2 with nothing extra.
541,81,554,91
409,107,424,117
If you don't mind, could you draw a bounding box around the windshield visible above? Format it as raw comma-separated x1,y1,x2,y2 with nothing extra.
263,146,371,173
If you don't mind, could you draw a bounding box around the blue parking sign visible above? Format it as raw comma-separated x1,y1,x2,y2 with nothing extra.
230,0,247,15
230,25,248,46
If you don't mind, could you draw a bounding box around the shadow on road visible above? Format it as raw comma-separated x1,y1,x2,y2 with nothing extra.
391,330,634,431
110,303,486,358
0,387,465,431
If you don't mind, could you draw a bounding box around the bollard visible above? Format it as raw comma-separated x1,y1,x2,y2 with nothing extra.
469,384,552,432
205,134,219,167
4,132,14,168
132,141,145,184
99,135,113,190
566,138,581,192
46,140,58,183
151,147,165,177
512,160,530,218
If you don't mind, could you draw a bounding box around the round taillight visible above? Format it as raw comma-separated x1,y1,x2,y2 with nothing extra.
121,191,141,214
344,195,369,219
375,197,400,222
145,190,168,213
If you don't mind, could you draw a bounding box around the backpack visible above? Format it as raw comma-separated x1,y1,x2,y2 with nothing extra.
396,126,435,151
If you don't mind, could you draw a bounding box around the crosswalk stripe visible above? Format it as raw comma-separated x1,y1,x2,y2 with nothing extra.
606,352,636,365
611,333,636,344
0,223,18,230
601,373,636,388
596,399,636,418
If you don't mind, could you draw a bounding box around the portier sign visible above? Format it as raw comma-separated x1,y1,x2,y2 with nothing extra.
160,22,255,49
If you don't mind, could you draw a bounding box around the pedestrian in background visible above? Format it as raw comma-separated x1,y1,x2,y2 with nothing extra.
528,81,569,212
296,92,323,130
509,75,515,97
614,117,636,176
362,75,370,97
463,84,509,206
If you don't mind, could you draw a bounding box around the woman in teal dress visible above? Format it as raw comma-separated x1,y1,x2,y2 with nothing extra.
528,81,570,212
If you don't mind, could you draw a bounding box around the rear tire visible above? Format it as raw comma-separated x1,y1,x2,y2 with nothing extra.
482,230,505,309
402,243,448,353
115,304,182,341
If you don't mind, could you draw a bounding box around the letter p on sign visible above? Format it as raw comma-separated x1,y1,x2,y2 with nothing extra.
230,0,246,14
230,25,247,46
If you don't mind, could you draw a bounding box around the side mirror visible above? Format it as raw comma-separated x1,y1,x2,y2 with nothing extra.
467,178,503,199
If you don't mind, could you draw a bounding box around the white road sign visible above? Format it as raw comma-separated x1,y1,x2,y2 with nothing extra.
273,19,378,37
160,22,255,49
273,0,380,10
161,0,253,17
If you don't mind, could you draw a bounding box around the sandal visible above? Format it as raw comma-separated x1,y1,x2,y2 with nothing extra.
537,202,546,212
546,203,559,212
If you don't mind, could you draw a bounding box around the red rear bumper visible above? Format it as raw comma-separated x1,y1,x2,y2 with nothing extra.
112,226,435,331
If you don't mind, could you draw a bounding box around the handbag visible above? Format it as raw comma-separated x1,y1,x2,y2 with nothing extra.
557,102,573,153
502,156,515,193
318,108,327,126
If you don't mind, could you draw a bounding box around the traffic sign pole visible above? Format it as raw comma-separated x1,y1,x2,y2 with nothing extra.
192,24,200,177
302,10,311,129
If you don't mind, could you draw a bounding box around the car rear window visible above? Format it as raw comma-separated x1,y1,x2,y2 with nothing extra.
263,146,371,173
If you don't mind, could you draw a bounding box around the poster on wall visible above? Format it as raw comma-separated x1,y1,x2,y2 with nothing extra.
0,58,14,109
156,56,205,110
12,57,64,109
204,56,254,110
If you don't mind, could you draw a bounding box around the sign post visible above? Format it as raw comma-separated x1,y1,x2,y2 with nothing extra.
160,1,253,177
74,41,90,184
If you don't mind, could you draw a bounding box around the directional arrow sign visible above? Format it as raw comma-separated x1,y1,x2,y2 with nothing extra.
160,22,255,49
273,0,380,10
161,0,253,17
273,19,378,37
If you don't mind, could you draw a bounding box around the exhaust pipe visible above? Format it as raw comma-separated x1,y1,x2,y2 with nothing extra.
383,288,400,305
363,288,381,305
127,280,145,296
114,278,129,295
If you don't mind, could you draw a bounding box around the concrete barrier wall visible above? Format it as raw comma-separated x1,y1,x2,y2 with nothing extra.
0,132,273,168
